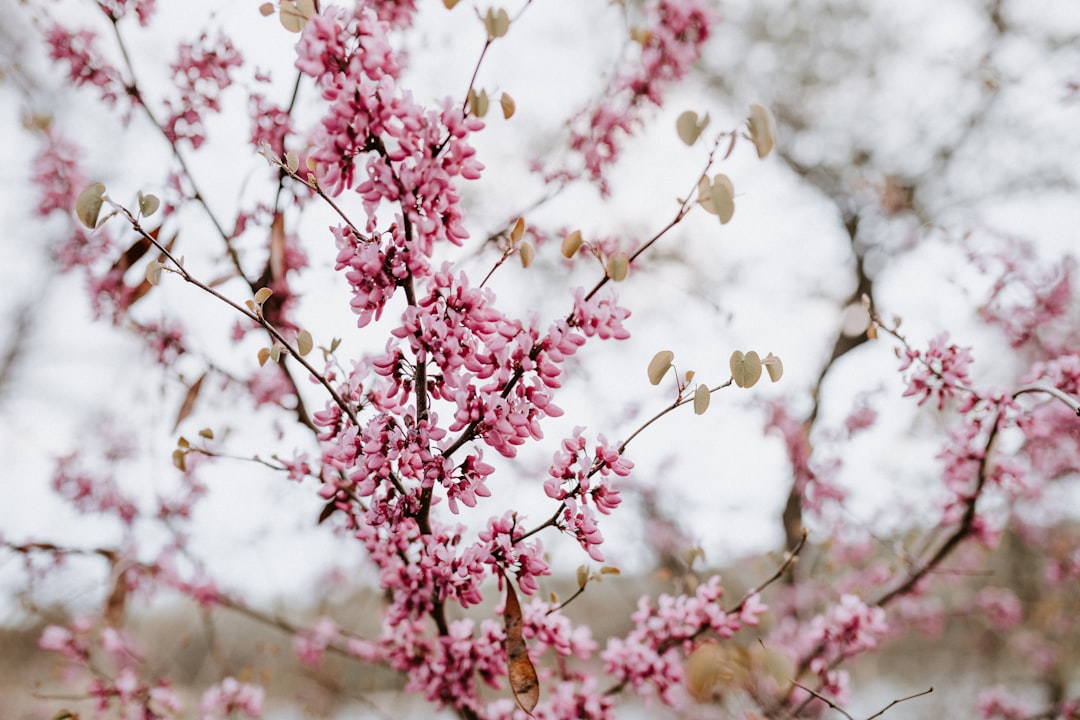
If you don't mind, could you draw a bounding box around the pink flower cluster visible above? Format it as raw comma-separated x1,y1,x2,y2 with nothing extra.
163,33,243,148
563,0,717,193
765,402,846,515
45,24,124,106
545,429,630,561
52,454,140,527
601,577,766,704
898,332,975,410
200,677,264,719
39,618,185,718
799,593,888,704
96,0,157,26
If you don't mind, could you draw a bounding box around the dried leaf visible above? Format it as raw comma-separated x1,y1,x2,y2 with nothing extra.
113,235,153,275
284,152,299,174
503,581,539,714
317,499,338,524
599,566,620,576
279,0,314,32
443,0,461,7
500,92,516,119
104,557,128,627
172,448,187,472
576,564,589,589
270,212,286,283
510,217,525,243
519,241,536,268
257,347,271,366
561,230,583,259
648,350,675,385
173,373,206,432
255,287,274,305
198,428,214,439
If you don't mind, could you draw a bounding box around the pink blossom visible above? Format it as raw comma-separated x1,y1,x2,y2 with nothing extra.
898,332,974,410
978,685,1033,720
975,587,1024,631
163,33,243,148
200,677,265,719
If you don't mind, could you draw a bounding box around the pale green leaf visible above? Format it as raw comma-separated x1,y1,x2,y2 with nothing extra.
730,350,762,388
748,103,777,159
137,191,160,217
710,174,735,224
146,260,163,286
607,252,629,281
75,183,106,229
676,110,709,146
484,7,510,38
297,329,314,356
693,384,711,414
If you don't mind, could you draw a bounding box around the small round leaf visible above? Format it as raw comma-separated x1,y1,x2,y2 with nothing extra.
763,352,784,383
693,384,711,415
500,92,516,119
710,174,735,224
748,103,777,159
146,260,163,286
607,252,629,281
75,183,107,229
137,191,160,217
519,241,536,268
676,110,709,146
279,0,315,32
468,88,489,118
730,350,762,388
483,7,510,38
510,216,525,243
562,229,584,258
297,330,314,356
648,350,675,385
285,151,300,174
